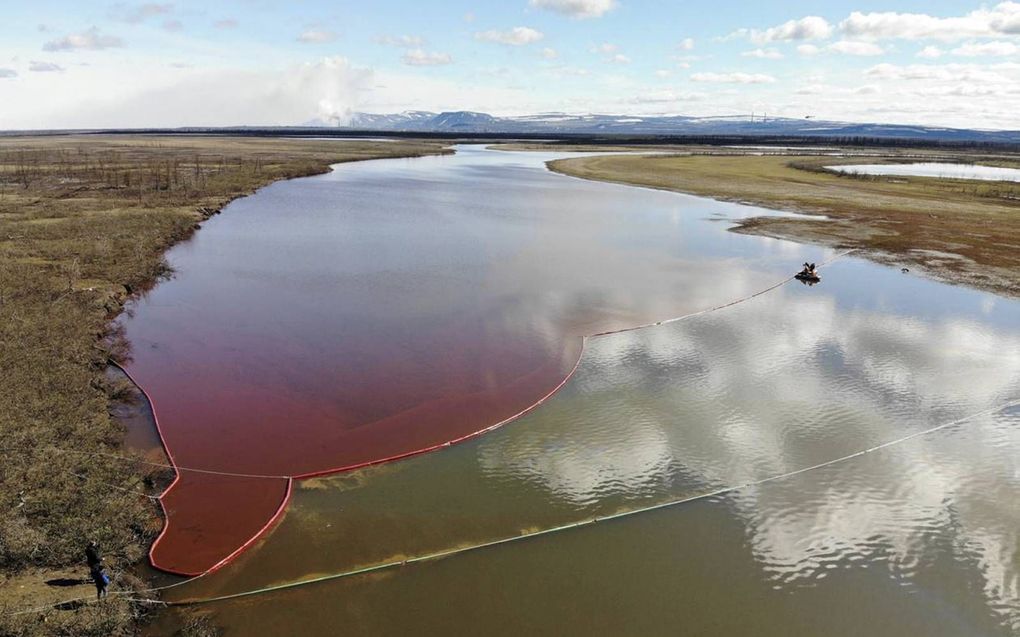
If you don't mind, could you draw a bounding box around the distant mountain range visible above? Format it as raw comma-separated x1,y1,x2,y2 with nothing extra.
301,110,1020,143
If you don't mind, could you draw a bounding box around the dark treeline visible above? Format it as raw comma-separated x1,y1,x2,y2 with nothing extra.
64,128,1020,152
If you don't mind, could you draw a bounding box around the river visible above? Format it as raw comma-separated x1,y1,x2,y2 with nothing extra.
123,146,1020,635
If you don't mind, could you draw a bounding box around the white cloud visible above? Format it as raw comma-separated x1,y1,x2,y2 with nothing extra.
654,69,671,78
376,34,426,48
917,45,943,59
863,62,1011,85
731,16,833,44
797,44,820,56
29,61,64,72
855,84,880,94
827,40,885,56
678,38,695,51
795,84,826,95
742,48,784,59
297,29,337,44
213,19,238,29
18,56,372,128
111,2,173,24
528,0,616,19
474,26,544,45
840,3,1020,41
951,41,1020,57
0,68,17,79
590,42,629,63
691,72,776,84
541,47,559,60
631,89,704,104
43,27,124,52
402,49,453,66
541,64,589,78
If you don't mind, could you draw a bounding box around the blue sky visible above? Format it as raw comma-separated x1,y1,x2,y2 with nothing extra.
2,1,1019,129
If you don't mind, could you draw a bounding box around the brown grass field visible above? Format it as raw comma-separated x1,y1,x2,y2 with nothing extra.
546,151,1020,297
0,135,448,636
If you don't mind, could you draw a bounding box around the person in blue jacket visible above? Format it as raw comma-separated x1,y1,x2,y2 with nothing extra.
90,564,110,601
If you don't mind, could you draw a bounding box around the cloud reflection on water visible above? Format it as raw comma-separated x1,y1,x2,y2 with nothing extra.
480,278,1020,628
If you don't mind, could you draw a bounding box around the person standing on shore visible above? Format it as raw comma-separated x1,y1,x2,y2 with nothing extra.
90,564,110,601
85,540,102,572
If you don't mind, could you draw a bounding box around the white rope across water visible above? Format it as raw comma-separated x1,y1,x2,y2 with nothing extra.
10,249,859,484
7,248,894,615
12,394,1016,616
157,397,1020,607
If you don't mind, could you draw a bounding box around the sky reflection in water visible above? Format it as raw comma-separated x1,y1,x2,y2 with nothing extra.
156,148,1020,636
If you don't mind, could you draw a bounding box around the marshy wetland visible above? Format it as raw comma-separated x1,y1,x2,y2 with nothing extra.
3,139,1019,636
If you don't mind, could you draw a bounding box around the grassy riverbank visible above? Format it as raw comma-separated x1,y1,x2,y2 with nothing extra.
0,135,448,636
545,152,1020,297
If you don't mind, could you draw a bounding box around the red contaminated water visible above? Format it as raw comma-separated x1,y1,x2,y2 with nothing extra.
121,147,787,575
132,310,583,575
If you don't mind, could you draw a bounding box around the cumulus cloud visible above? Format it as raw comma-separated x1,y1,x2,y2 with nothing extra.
528,0,616,19
297,28,337,44
0,68,17,79
951,41,1020,57
731,16,833,44
608,53,631,64
742,48,784,59
827,40,885,56
402,49,453,66
840,3,1020,41
29,61,64,72
691,72,776,84
541,47,559,59
678,37,695,51
797,44,820,56
43,27,124,52
110,2,173,24
474,26,544,45
917,45,943,59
